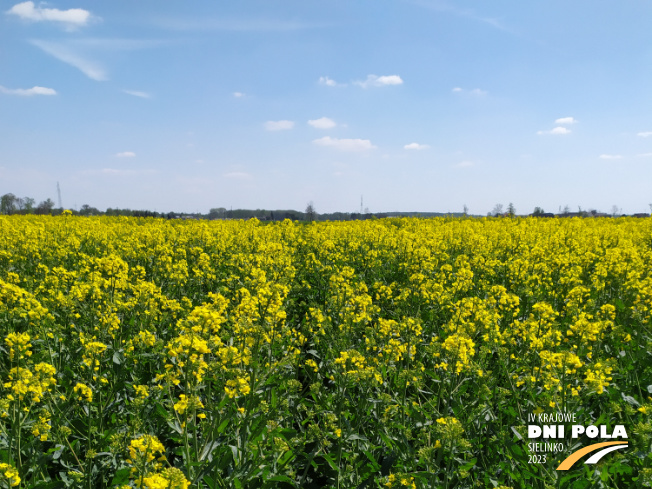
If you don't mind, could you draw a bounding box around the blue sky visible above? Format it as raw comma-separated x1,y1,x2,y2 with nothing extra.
1,0,652,215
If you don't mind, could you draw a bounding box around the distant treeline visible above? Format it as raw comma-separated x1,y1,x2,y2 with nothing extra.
0,193,462,220
1,192,649,220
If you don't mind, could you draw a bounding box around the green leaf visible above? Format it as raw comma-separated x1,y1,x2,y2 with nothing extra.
110,468,131,487
461,457,477,471
322,453,340,472
217,418,230,433
509,444,524,457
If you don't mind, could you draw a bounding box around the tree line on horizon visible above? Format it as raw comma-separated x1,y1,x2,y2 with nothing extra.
1,192,649,220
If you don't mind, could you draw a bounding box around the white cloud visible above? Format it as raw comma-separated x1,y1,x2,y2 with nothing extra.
404,142,430,150
6,1,93,28
354,74,403,89
264,120,294,131
233,91,245,98
0,85,56,96
319,76,343,87
30,40,106,81
312,136,376,152
452,87,487,96
599,154,623,160
636,153,652,158
555,116,578,125
455,160,474,168
224,172,252,179
115,151,136,158
308,117,336,129
123,90,152,98
537,127,571,135
123,90,150,98
637,131,652,138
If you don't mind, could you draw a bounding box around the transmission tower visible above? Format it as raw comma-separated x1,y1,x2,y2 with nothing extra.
57,182,63,209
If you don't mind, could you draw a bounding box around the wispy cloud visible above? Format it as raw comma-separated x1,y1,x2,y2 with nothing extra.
636,153,652,158
599,154,623,160
30,39,166,81
123,90,150,99
452,87,487,96
637,131,652,138
308,117,336,129
233,92,245,98
6,1,94,29
264,120,294,131
224,172,252,179
313,136,376,152
555,116,578,124
319,76,344,87
69,38,167,50
153,17,321,32
410,0,509,33
537,127,571,135
30,40,107,80
404,142,430,150
354,74,403,89
0,85,56,96
83,168,155,177
115,151,136,158
454,160,474,168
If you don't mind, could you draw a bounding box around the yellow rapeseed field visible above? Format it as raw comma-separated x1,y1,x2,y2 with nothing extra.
1,215,651,488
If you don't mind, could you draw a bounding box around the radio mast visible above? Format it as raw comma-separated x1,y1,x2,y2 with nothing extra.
57,182,63,209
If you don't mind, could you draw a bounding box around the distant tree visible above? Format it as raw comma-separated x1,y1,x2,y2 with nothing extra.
610,205,620,217
562,205,571,215
507,203,516,217
23,197,35,213
14,197,25,212
463,204,468,216
532,206,545,216
305,201,316,222
491,203,504,216
36,198,55,215
79,204,100,216
208,207,226,220
1,193,17,214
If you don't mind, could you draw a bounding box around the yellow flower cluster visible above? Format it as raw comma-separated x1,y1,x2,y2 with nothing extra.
73,382,93,402
5,332,33,361
224,377,251,398
128,435,165,464
0,463,20,487
3,363,56,403
173,394,204,415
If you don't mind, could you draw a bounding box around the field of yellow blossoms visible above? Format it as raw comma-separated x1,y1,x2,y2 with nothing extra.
1,215,651,489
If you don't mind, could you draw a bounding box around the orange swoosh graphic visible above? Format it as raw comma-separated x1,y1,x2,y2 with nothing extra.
557,441,628,470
